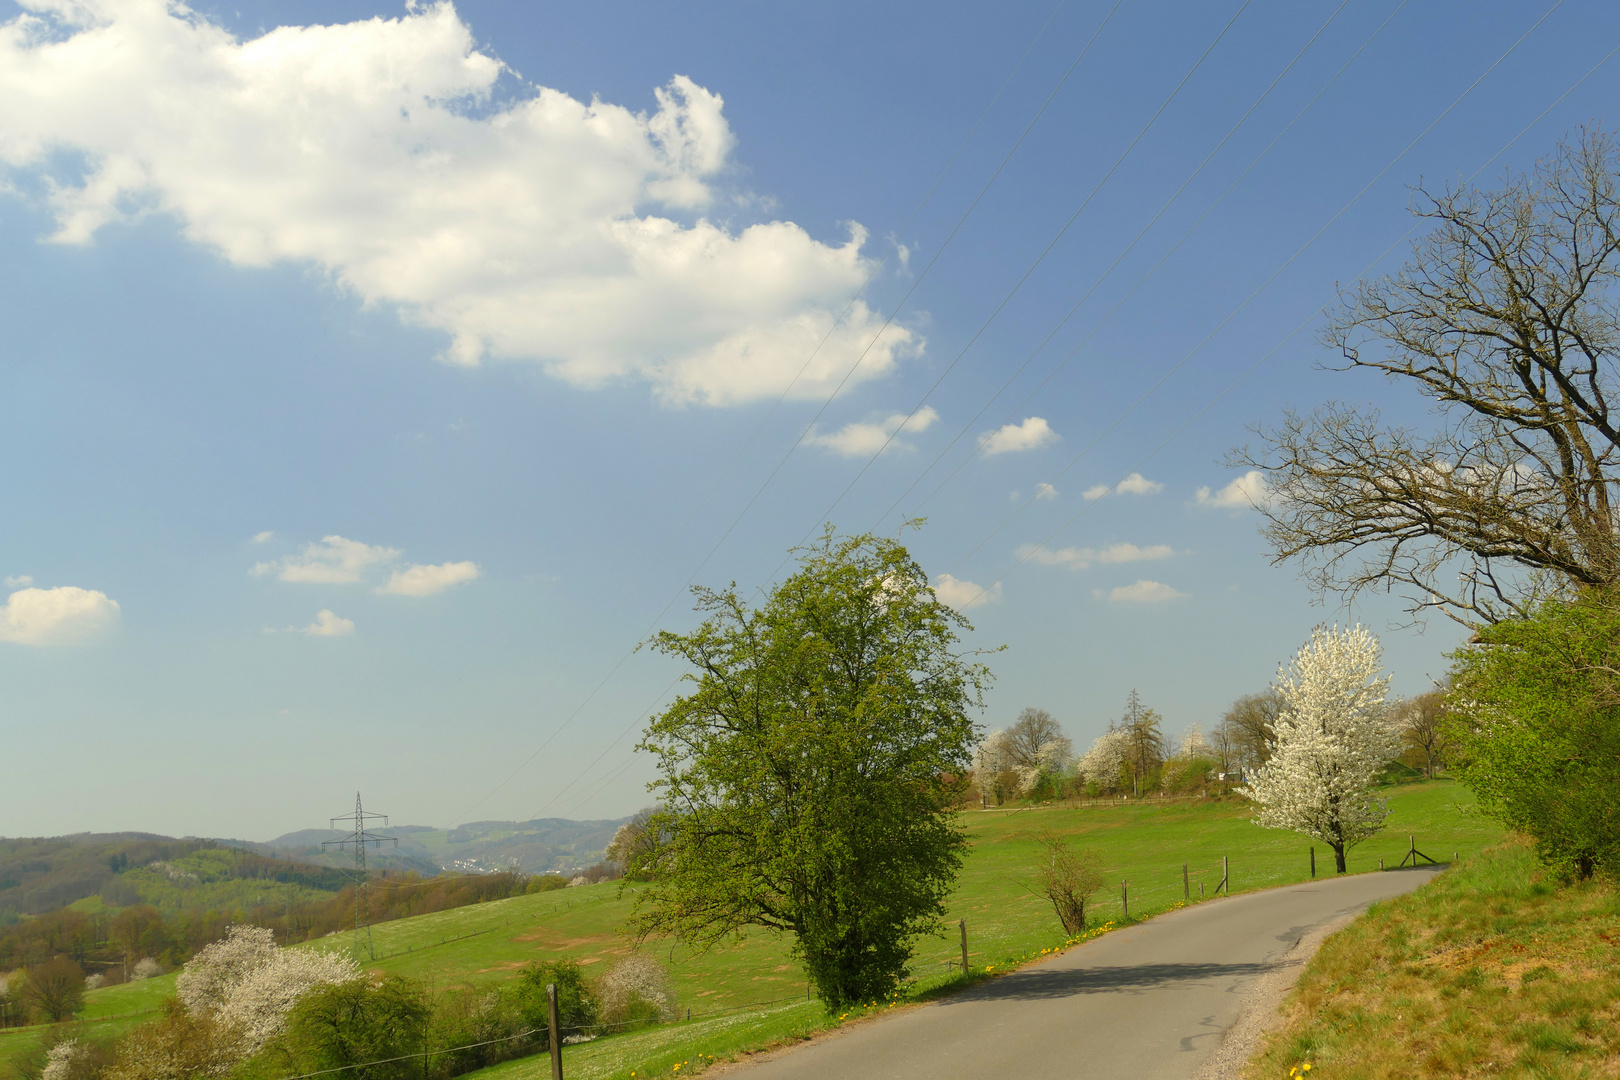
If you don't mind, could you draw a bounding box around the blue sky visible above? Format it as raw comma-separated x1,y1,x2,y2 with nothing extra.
3,0,1616,840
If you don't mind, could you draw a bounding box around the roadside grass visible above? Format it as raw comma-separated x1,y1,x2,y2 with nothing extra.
1245,840,1620,1079
2,781,1500,1079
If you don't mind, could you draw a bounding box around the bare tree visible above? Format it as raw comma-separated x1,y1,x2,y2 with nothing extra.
1118,691,1165,796
1033,831,1106,934
1237,130,1620,627
1221,691,1284,771
1392,688,1453,778
1004,708,1069,771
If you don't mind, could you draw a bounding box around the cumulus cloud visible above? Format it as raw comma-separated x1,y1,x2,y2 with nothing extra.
4,575,32,587
303,609,355,636
251,531,275,544
931,573,1001,610
1018,542,1175,571
0,585,120,645
377,560,480,596
979,417,1058,456
0,1,919,407
1196,470,1270,510
1101,580,1186,603
805,406,939,457
1082,472,1163,500
253,536,400,584
1034,483,1057,501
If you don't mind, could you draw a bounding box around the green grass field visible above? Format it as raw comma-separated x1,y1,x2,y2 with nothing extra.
2,781,1502,1079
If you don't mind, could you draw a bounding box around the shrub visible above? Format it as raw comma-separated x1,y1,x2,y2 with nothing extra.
105,999,240,1080
426,987,527,1078
597,954,677,1030
507,959,599,1048
1033,831,1106,934
278,975,430,1080
176,925,357,1055
130,960,161,981
524,875,568,894
1449,585,1620,878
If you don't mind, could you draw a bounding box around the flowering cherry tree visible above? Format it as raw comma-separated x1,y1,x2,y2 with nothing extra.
177,925,358,1055
1241,624,1397,873
1080,730,1130,792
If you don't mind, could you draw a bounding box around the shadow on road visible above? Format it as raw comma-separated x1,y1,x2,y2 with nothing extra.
948,961,1276,1002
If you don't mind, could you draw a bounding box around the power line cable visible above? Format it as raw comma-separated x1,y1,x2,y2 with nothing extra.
883,0,1408,525
752,0,1257,590
446,1,1127,826
942,0,1567,582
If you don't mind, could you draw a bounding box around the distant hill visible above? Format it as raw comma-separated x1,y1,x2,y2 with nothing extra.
262,817,626,875
0,834,345,919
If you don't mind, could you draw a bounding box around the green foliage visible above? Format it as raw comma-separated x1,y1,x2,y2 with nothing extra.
24,959,85,1023
1033,831,1105,934
629,528,993,1009
1448,586,1620,878
507,959,599,1048
276,976,431,1080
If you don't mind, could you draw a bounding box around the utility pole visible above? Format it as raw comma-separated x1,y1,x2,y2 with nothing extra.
323,792,397,962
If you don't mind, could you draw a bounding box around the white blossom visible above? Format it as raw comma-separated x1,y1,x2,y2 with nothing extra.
1079,730,1131,790
971,728,1011,778
1177,722,1213,760
1240,624,1398,866
1016,739,1074,796
131,958,162,981
177,925,358,1055
43,1040,83,1080
84,974,105,990
598,954,677,1025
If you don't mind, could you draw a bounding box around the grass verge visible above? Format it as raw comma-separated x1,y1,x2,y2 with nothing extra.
1245,841,1620,1079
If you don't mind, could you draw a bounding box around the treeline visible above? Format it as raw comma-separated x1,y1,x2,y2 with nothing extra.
0,870,558,983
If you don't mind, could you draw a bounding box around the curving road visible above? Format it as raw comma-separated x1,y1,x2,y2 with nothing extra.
727,867,1440,1080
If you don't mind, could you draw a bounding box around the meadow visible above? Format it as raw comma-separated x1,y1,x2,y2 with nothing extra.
2,781,1502,1079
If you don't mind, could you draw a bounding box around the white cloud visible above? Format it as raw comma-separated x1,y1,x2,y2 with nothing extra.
0,585,120,645
932,573,1001,610
251,531,275,544
303,609,355,636
377,560,480,596
1082,473,1163,500
0,1,919,407
4,575,32,587
253,536,400,584
979,417,1058,456
1196,470,1270,510
1034,482,1058,501
805,406,939,457
1019,542,1175,571
1101,580,1187,603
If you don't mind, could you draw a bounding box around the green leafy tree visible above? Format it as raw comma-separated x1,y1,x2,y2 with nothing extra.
627,528,993,1008
279,975,430,1080
506,959,598,1048
23,957,84,1023
1448,586,1620,878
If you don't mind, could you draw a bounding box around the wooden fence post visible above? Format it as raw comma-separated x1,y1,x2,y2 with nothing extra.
547,983,562,1080
1121,881,1129,919
1182,863,1189,901
959,919,969,974
1310,847,1316,879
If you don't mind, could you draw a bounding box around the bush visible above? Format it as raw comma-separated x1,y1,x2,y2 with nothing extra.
1449,585,1620,878
104,999,240,1080
277,975,430,1080
426,987,527,1078
507,959,598,1049
1033,831,1105,934
597,954,676,1030
524,875,568,894
130,960,161,981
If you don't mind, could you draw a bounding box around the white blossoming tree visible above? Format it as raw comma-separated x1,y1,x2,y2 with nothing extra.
177,925,358,1056
1241,624,1398,872
1079,730,1130,792
971,729,1013,804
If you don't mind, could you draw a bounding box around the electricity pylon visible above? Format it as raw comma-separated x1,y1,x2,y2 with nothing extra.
323,792,396,961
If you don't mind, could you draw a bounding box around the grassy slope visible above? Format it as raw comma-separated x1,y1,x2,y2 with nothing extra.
1246,841,1620,1079
2,782,1500,1078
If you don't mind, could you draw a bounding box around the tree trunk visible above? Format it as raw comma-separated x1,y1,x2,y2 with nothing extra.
1333,842,1347,874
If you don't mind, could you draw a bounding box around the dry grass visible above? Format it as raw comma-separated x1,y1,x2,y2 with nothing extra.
1245,842,1620,1079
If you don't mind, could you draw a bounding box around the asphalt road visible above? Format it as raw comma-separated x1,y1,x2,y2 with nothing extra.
728,867,1441,1080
